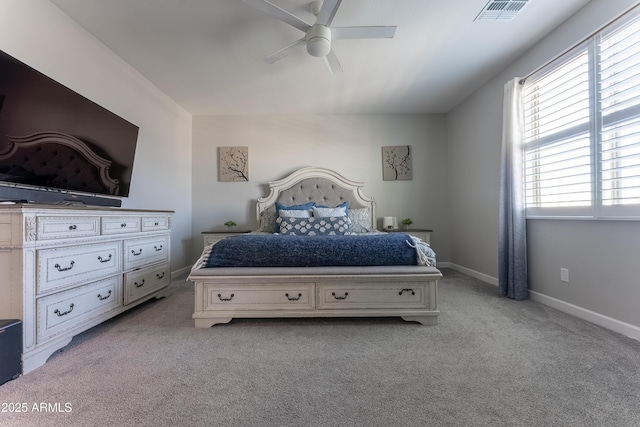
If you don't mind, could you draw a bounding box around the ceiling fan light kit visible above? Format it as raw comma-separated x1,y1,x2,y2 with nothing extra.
241,0,396,73
306,25,331,57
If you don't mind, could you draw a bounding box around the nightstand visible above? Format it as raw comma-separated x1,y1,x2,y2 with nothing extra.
202,230,251,248
389,229,432,244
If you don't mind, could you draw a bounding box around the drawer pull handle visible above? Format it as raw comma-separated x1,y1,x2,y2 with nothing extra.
68,225,77,230
131,249,143,256
154,222,159,226
156,272,165,279
97,254,112,263
134,280,145,288
285,292,302,301
399,288,416,296
97,290,112,301
217,293,234,301
121,223,127,228
331,292,349,300
54,261,75,272
154,245,163,252
54,303,75,317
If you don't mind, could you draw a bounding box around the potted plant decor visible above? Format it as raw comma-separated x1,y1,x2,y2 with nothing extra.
224,220,237,230
401,218,413,230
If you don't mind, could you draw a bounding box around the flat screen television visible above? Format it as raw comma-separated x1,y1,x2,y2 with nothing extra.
0,49,139,207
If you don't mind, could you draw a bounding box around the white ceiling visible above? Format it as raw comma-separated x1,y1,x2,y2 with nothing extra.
50,0,591,115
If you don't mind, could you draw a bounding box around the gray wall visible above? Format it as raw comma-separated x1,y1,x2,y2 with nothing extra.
191,114,451,264
447,84,503,280
0,0,194,275
447,0,640,336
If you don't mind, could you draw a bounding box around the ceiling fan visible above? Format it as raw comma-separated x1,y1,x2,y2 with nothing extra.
241,0,397,73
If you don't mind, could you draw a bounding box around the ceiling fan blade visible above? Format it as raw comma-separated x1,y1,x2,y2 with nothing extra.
315,0,342,27
323,49,343,74
263,37,306,64
241,0,311,33
332,26,397,40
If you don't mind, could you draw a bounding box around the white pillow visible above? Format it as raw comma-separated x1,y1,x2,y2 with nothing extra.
278,209,312,218
313,206,347,217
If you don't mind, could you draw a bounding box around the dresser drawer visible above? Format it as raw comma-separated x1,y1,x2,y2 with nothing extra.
203,283,315,311
123,235,169,271
36,216,100,240
36,275,122,343
124,262,170,305
101,216,141,235
37,241,122,295
317,282,429,310
141,215,170,232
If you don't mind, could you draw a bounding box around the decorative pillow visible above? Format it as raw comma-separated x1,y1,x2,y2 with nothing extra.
316,201,349,209
348,208,372,233
272,201,316,232
313,206,347,217
278,209,312,218
258,207,277,233
278,216,351,236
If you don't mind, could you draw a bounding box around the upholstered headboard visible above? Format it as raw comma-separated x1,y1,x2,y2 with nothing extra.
0,132,119,195
256,167,376,231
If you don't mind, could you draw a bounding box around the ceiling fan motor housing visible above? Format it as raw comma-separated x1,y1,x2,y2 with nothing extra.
306,24,332,57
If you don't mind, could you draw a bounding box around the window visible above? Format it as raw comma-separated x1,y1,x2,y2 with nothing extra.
522,8,640,218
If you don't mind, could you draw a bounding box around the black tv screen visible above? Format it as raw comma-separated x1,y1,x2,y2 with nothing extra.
0,49,139,206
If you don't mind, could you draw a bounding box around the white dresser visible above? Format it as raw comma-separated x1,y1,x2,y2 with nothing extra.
0,204,173,373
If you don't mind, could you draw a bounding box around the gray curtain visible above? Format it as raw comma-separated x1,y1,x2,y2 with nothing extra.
499,78,528,300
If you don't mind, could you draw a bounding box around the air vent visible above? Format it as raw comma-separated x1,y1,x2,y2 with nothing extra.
474,0,529,21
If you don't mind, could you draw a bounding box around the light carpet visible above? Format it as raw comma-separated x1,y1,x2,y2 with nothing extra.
1,269,639,427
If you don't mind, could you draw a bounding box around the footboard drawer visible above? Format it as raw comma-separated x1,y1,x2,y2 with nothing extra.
317,282,431,310
203,283,315,311
36,275,122,343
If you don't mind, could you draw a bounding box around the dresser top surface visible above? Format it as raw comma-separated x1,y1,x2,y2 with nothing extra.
0,203,173,214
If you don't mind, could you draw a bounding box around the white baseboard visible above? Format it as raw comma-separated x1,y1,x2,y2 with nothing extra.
449,263,499,286
447,263,639,341
171,265,191,280
529,291,640,341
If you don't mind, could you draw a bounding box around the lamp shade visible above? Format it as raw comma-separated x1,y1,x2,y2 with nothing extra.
382,217,397,230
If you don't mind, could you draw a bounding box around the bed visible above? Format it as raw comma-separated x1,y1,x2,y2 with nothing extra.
188,167,442,327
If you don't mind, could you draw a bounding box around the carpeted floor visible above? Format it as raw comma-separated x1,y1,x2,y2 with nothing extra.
1,269,639,427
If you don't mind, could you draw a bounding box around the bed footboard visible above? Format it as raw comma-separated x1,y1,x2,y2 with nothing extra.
189,267,441,327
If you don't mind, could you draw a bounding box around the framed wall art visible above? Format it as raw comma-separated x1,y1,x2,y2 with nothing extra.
218,146,249,182
382,145,412,181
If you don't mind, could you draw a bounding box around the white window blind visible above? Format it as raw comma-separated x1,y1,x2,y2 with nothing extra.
522,7,640,218
599,15,640,215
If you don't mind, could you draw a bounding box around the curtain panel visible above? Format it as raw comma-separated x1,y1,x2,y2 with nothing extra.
498,77,528,300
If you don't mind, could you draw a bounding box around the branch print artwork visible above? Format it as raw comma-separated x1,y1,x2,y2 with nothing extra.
382,145,412,181
218,146,249,182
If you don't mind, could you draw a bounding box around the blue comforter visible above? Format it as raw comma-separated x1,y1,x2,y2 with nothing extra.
204,233,424,268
